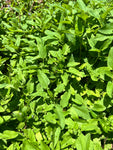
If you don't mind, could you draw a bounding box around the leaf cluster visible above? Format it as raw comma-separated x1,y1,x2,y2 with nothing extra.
0,0,113,149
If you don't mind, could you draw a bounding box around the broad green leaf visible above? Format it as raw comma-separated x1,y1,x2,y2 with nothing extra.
5,45,16,53
100,39,112,51
25,129,36,142
36,38,47,58
22,140,39,150
40,141,50,150
45,30,60,40
81,119,98,132
0,130,18,140
73,104,91,120
27,80,34,94
72,94,83,105
107,47,113,70
65,118,78,130
50,50,63,60
44,112,56,124
36,103,54,114
0,83,13,89
55,141,60,150
99,119,110,133
38,70,50,89
62,44,70,55
67,62,80,67
66,32,76,45
96,67,113,79
94,33,113,41
77,0,87,12
7,144,13,150
0,57,9,66
3,116,11,122
86,89,100,97
60,90,71,108
13,111,24,122
99,23,113,34
15,35,21,47
93,139,103,150
69,106,79,120
58,13,65,31
54,127,61,148
55,104,65,129
0,106,5,112
61,132,75,149
92,100,106,112
45,126,53,141
68,68,85,77
87,8,100,19
36,132,43,143
76,133,91,150
54,84,65,96
61,73,69,86
106,81,113,98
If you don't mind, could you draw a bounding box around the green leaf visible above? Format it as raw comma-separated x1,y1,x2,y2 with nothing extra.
60,90,71,108
106,81,113,98
107,47,113,70
15,35,21,47
61,73,69,86
73,104,91,120
77,0,87,12
68,68,85,77
76,133,91,150
100,39,112,51
0,57,9,66
27,80,34,94
0,130,18,140
62,44,70,55
72,94,83,105
69,107,79,120
67,62,80,67
36,38,47,59
22,140,39,150
0,106,5,112
0,83,13,89
36,132,43,143
13,111,24,122
25,129,36,142
54,84,65,96
93,139,103,150
7,144,14,150
44,112,56,124
38,70,50,89
61,132,75,149
40,141,50,150
99,23,113,35
55,104,65,129
81,119,98,132
92,100,106,112
54,127,61,148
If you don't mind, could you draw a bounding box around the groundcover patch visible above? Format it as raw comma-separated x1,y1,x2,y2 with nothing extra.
0,0,113,149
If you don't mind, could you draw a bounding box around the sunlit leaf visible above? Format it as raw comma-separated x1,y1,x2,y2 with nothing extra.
38,70,50,89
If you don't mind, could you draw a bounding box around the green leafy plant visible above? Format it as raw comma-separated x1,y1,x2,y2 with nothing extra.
0,0,113,149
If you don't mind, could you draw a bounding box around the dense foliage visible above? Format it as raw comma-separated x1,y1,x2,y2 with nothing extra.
0,0,113,149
